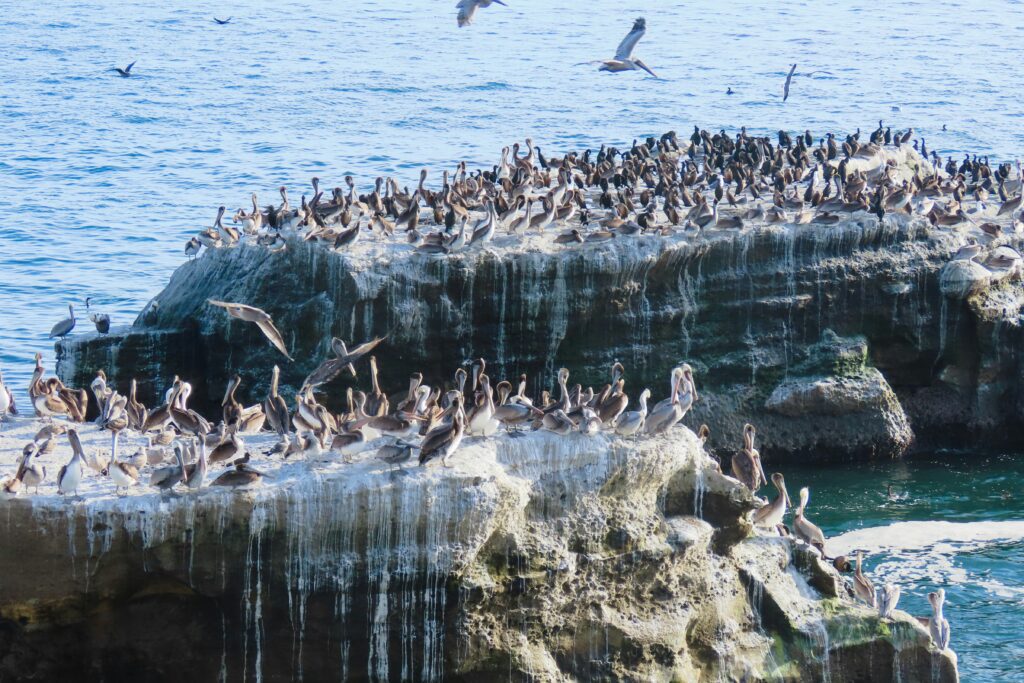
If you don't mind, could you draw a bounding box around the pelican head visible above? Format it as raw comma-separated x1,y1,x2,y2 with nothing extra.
928,588,946,612
798,487,810,514
771,472,790,506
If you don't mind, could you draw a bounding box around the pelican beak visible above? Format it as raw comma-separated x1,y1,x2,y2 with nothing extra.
493,0,507,4
636,60,659,79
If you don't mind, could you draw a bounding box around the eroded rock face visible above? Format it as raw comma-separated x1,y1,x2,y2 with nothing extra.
0,432,956,682
59,210,1024,461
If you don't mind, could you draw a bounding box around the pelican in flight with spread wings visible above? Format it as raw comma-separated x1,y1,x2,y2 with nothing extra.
582,17,658,78
207,300,292,360
456,0,507,27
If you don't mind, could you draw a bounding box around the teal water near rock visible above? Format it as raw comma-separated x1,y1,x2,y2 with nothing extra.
780,452,1024,681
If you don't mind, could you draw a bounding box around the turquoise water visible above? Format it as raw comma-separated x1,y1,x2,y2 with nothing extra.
2,0,1023,678
780,453,1024,681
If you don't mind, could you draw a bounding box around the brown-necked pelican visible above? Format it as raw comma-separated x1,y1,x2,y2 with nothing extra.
212,458,268,488
793,487,826,554
5,444,45,494
207,299,292,360
456,0,507,27
263,365,291,435
57,428,86,497
928,589,951,650
49,304,76,339
853,551,876,607
731,423,767,492
150,442,187,492
585,18,658,78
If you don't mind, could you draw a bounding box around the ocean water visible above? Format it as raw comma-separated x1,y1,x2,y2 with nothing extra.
783,453,1024,681
1,0,1022,678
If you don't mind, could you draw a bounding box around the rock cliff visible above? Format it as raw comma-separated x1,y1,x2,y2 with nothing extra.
0,431,957,682
59,212,1024,462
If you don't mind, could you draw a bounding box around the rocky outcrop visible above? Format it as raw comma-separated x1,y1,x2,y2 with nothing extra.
0,432,957,682
59,211,1024,461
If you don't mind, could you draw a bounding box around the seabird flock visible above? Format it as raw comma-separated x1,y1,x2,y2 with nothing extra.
7,4,1006,656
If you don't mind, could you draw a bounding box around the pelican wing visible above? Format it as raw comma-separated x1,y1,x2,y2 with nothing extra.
339,335,386,363
255,318,292,360
614,18,646,60
302,357,347,389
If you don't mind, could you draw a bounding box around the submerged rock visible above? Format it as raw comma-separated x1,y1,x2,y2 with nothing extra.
0,430,956,682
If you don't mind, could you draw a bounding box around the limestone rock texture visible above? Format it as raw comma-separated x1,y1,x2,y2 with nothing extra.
59,212,1024,461
0,432,956,682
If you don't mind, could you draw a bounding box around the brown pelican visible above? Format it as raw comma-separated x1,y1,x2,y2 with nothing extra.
493,382,539,432
419,395,465,466
49,304,76,339
263,365,291,435
34,378,73,422
466,374,497,435
584,18,658,78
364,356,389,417
207,300,292,360
614,388,649,437
126,379,148,431
853,551,876,607
150,442,187,492
752,473,790,528
5,444,45,494
731,423,767,492
541,409,575,435
209,428,244,465
213,17,232,25
928,589,951,650
645,366,696,434
99,391,129,468
302,334,387,389
878,584,900,619
793,487,826,554
456,0,506,27
57,429,86,497
0,364,15,424
212,458,268,488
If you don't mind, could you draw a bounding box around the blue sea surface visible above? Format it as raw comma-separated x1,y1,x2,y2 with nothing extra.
1,1,1023,678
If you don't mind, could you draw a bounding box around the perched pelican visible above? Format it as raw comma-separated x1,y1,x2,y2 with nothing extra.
585,18,658,78
57,429,86,497
731,424,767,492
877,584,900,619
49,304,76,339
456,0,506,28
112,61,136,77
5,444,45,494
614,388,649,437
0,364,15,424
419,395,466,466
376,441,416,470
793,487,826,554
853,551,876,608
752,473,790,528
928,588,951,650
207,299,292,360
263,365,291,435
150,442,187,492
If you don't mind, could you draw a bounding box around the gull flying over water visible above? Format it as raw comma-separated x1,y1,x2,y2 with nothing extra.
456,0,506,28
213,17,232,25
207,300,292,360
580,17,658,78
782,63,833,102
112,61,136,77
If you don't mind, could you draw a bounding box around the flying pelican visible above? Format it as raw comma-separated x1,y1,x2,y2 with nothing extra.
49,304,76,339
456,0,506,27
213,17,232,25
113,61,136,77
583,17,658,78
207,300,292,360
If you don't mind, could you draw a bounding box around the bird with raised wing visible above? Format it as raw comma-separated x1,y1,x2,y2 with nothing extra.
583,17,658,78
113,61,136,77
208,299,292,360
456,0,506,27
